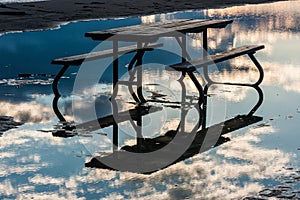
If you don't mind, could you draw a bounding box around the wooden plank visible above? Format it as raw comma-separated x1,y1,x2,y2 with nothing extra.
76,105,163,131
168,45,265,72
149,19,202,28
85,19,189,36
90,19,230,35
87,19,232,40
51,43,163,66
145,19,233,33
174,19,233,33
85,19,233,41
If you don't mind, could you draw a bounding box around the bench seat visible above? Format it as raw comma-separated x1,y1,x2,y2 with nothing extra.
167,45,264,72
51,43,163,66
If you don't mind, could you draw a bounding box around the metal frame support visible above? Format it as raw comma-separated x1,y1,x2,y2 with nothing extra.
202,52,264,87
178,73,187,133
136,42,147,103
127,52,141,103
248,53,264,86
187,71,205,128
202,29,211,85
52,65,69,122
247,86,264,116
202,85,209,129
112,39,119,151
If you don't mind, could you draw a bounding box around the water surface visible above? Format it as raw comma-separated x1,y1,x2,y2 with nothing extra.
0,1,299,199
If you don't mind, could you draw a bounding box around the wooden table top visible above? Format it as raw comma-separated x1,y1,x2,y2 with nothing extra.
85,19,233,42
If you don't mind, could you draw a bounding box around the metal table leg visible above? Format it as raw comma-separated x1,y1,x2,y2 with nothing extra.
187,71,205,128
247,86,264,116
175,34,205,129
52,65,69,122
248,53,264,87
112,39,119,152
127,52,141,103
136,42,147,103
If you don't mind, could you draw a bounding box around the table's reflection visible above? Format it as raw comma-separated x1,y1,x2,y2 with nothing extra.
51,79,264,173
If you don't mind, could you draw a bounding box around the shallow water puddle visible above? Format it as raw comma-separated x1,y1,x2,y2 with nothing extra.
0,0,300,199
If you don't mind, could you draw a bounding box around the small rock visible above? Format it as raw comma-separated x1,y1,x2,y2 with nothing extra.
277,185,292,189
242,197,267,200
253,123,271,128
284,180,295,184
259,189,282,197
276,193,295,199
275,185,291,191
292,176,300,180
0,116,23,135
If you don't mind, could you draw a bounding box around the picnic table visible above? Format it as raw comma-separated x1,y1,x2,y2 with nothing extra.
51,19,265,159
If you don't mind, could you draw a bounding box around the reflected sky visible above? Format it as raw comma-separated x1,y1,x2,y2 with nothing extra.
0,123,295,199
0,0,300,199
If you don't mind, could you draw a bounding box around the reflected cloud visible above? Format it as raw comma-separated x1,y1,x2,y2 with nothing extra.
188,28,233,50
29,174,65,186
206,1,300,32
17,185,35,193
84,169,117,183
0,101,54,123
261,62,300,93
17,154,41,163
0,163,49,177
141,14,171,24
0,128,87,199
141,15,156,24
17,192,85,200
210,57,300,95
0,152,16,159
0,180,15,196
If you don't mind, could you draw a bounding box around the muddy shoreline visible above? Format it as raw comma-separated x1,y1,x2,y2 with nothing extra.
0,0,284,34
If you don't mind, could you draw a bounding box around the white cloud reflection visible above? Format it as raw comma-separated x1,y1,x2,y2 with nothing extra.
211,58,300,95
29,174,65,186
206,1,300,25
0,101,54,123
0,180,15,196
1,118,292,200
